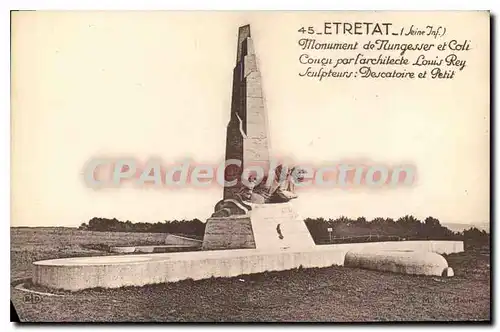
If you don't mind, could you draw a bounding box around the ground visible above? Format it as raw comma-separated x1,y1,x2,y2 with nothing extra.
11,228,491,322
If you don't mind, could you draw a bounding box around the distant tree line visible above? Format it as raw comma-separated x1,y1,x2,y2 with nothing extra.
305,215,456,243
303,215,489,248
79,217,205,239
460,226,490,249
79,215,489,248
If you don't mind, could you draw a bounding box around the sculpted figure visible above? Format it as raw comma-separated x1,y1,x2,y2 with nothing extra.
211,164,306,217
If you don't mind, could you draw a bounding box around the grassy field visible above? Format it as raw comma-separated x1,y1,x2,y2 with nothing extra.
11,227,490,322
11,227,168,280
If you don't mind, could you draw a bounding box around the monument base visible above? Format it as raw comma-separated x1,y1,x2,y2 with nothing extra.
202,202,315,251
32,241,464,291
202,216,255,250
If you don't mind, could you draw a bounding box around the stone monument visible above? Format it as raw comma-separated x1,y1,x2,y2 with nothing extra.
30,25,464,292
202,25,316,251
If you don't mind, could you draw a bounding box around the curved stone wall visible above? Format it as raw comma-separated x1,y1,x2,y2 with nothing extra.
32,240,463,291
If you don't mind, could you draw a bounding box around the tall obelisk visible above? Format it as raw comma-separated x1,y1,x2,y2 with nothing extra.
202,25,315,251
223,24,271,200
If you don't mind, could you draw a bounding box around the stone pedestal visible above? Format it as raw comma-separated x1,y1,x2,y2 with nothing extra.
202,202,315,251
202,216,255,250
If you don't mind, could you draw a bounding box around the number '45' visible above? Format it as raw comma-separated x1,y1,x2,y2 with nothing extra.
298,26,315,34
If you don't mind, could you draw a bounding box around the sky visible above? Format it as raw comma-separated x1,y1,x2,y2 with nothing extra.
11,11,489,227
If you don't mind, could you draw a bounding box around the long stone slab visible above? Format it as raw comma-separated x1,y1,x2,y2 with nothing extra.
32,240,463,291
109,244,201,254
